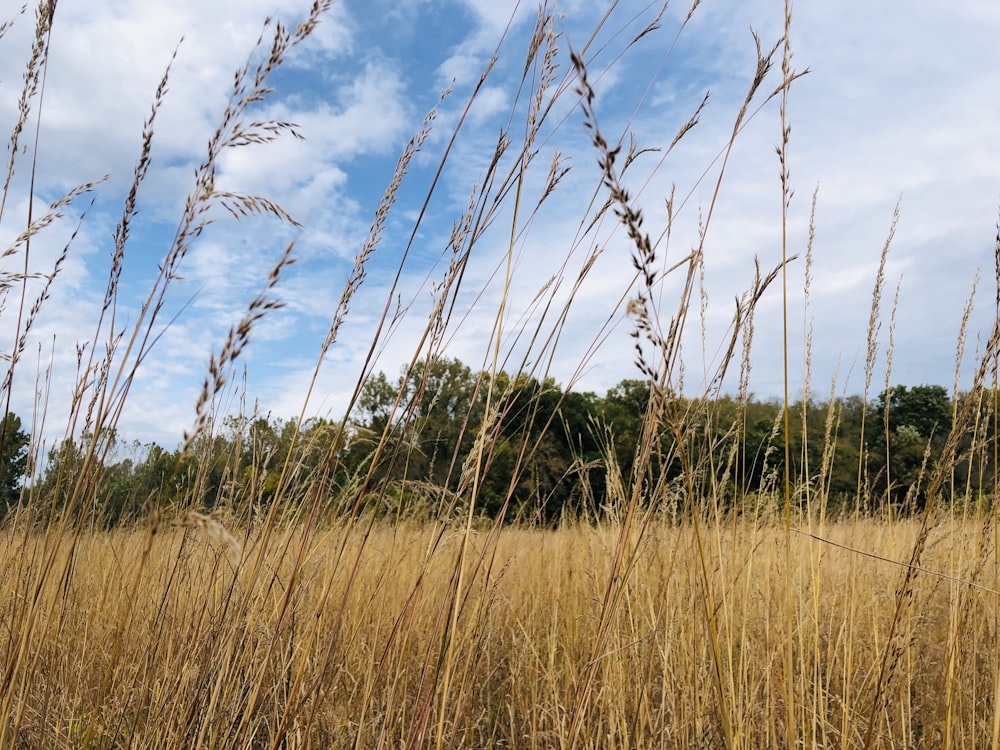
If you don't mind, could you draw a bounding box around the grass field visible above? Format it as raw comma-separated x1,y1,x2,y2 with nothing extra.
4,1,1000,747
2,516,999,747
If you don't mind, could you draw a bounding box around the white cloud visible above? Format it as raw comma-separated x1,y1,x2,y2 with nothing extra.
4,0,1000,450
454,0,532,36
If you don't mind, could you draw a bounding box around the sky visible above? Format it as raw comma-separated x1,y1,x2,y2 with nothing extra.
1,0,999,451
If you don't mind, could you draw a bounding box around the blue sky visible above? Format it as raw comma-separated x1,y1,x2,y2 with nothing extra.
2,0,999,449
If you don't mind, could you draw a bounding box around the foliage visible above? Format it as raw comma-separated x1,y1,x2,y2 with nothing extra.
23,369,987,527
0,412,29,515
869,384,953,510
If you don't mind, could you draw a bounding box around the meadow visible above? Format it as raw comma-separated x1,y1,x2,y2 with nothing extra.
3,1,1000,748
2,517,998,748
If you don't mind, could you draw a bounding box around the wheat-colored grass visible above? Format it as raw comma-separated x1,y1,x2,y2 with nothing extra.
0,517,996,748
3,2,1000,748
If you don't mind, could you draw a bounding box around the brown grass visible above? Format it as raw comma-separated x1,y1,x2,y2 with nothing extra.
0,516,996,748
3,2,1000,748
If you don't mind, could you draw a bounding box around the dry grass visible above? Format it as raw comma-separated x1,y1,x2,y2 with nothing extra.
3,1,1000,748
0,516,997,748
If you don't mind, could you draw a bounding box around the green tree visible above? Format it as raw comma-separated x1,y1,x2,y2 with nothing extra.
828,395,867,506
101,441,192,526
240,416,291,504
871,384,952,510
405,357,485,488
485,374,602,524
0,412,30,514
37,436,88,520
353,358,487,515
878,384,952,440
599,379,651,479
357,371,398,436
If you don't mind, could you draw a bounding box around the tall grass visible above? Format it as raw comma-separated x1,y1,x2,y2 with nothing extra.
0,518,997,747
2,1,1000,748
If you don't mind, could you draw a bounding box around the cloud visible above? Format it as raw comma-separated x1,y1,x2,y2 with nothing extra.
453,0,535,38
0,2,349,194
3,0,1000,451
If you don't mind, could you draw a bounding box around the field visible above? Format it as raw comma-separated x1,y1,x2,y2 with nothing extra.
3,1,1000,748
3,516,1000,747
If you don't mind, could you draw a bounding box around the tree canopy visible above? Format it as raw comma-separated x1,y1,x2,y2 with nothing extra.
18,365,995,527
0,412,30,514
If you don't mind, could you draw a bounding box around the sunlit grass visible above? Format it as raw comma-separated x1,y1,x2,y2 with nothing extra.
2,0,1000,748
1,517,998,747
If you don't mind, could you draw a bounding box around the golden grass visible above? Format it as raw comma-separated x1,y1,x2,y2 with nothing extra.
4,2,1000,747
1,515,997,748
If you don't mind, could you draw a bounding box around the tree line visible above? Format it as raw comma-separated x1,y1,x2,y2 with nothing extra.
0,358,992,527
